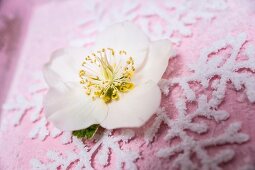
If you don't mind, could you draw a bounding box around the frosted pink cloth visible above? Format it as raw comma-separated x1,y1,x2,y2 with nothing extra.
0,0,33,108
0,0,255,170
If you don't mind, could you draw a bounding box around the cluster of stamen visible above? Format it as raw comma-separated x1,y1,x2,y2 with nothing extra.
79,48,135,103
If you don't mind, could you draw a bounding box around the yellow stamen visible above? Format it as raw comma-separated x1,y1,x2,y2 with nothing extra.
79,48,135,103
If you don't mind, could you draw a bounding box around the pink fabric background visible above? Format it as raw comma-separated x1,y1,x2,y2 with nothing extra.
0,0,255,170
0,0,33,108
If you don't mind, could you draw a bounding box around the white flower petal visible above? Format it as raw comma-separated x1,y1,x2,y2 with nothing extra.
94,22,149,70
43,48,86,87
101,81,161,129
133,40,174,83
44,83,108,131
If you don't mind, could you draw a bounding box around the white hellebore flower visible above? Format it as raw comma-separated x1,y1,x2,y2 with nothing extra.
43,22,174,131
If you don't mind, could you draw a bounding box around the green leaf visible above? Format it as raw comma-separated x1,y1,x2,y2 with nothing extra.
72,124,100,139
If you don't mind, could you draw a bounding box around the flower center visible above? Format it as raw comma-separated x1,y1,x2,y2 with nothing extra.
79,48,135,103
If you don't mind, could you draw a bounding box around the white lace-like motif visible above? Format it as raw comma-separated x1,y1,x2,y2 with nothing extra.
145,33,255,170
30,130,139,170
70,0,228,46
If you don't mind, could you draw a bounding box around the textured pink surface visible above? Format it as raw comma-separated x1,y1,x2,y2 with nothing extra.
0,0,33,108
0,0,255,170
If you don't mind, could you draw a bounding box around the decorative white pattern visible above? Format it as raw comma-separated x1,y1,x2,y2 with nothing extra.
70,0,228,47
30,130,140,170
160,33,255,103
149,108,249,170
1,73,72,142
145,33,254,170
2,95,33,126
